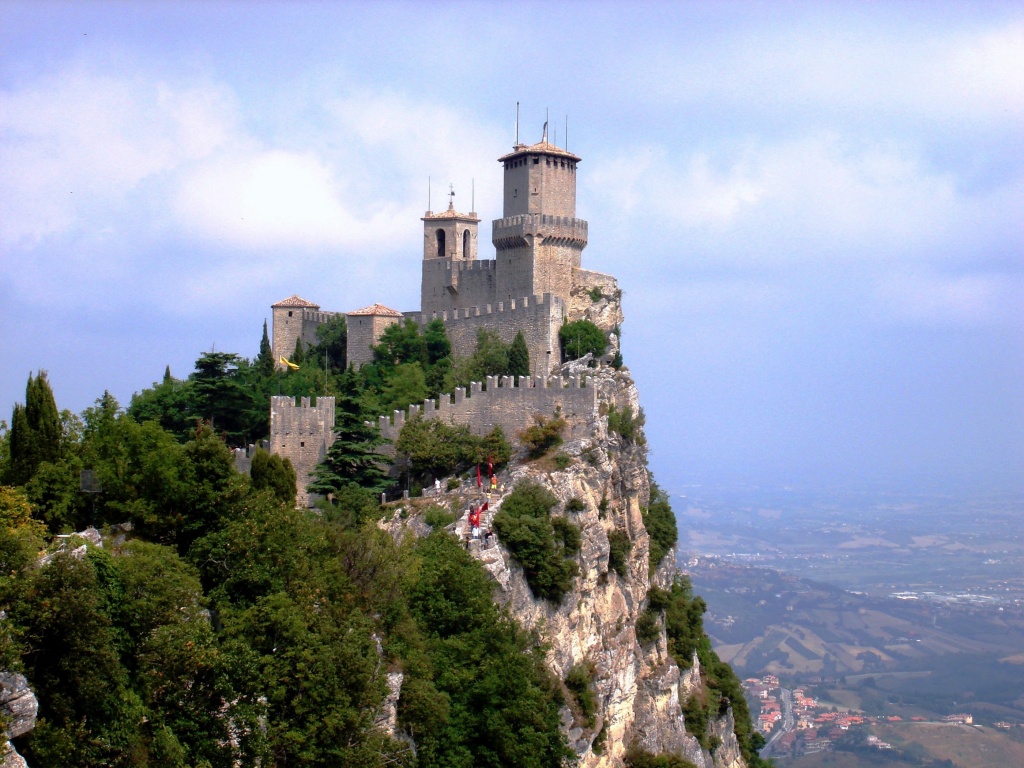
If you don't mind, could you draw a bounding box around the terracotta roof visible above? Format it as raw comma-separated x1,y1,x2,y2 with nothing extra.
348,303,403,317
272,294,320,309
422,202,480,221
498,140,581,163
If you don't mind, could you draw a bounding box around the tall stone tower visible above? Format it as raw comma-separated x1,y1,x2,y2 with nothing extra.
493,132,588,304
420,196,493,316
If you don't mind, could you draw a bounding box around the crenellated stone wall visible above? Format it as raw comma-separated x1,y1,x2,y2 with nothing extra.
375,373,598,449
269,395,335,507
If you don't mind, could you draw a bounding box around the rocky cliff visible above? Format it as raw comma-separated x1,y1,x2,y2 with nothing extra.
406,361,750,767
0,671,37,768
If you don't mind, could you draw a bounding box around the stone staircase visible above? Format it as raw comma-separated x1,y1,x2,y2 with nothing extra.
452,484,512,590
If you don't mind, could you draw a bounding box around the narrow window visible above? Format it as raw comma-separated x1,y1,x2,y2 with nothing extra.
462,229,470,258
436,228,446,258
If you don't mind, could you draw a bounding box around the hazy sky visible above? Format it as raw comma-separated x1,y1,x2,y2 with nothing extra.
2,1,1022,493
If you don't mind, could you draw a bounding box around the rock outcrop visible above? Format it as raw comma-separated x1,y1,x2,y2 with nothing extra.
0,672,37,768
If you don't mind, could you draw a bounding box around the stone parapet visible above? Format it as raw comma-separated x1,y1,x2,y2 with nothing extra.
376,373,597,447
269,395,336,507
493,214,588,249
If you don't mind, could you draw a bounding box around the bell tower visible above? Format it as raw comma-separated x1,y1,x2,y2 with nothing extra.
420,185,484,315
493,127,588,303
421,185,480,262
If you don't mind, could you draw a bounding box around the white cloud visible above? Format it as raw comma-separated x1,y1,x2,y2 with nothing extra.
588,132,1019,266
173,147,410,250
0,70,236,245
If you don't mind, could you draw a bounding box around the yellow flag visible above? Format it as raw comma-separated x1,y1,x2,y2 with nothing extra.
279,356,300,371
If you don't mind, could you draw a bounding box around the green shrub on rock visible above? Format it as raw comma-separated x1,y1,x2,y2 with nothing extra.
493,482,580,603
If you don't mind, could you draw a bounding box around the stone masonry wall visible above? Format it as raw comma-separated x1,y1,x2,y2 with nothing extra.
420,258,497,315
269,395,335,507
414,292,565,377
376,373,597,448
272,307,337,368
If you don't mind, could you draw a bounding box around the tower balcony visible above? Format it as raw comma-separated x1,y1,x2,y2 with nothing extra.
492,214,588,250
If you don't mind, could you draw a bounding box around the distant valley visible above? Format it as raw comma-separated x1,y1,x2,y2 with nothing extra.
674,484,1024,765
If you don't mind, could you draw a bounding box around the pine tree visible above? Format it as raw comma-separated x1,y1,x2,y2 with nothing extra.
507,331,530,378
309,370,390,495
256,320,276,377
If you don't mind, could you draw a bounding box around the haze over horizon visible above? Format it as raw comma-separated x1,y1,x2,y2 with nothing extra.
2,1,1022,494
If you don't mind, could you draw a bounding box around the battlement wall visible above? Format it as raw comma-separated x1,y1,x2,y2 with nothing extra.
375,373,598,449
421,258,497,315
414,292,565,376
272,308,338,369
492,214,589,249
269,395,336,507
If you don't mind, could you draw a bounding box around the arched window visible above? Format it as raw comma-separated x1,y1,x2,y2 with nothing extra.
436,229,446,259
462,229,470,259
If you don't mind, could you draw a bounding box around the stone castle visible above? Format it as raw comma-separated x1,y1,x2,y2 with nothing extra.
269,129,623,503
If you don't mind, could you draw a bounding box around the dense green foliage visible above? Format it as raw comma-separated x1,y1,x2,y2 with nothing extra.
643,481,678,572
0,375,575,767
309,371,391,497
395,417,510,485
6,372,62,486
565,662,597,728
507,331,530,378
624,746,699,768
249,449,297,505
492,482,579,603
607,529,632,578
607,403,645,445
559,319,606,361
518,414,567,458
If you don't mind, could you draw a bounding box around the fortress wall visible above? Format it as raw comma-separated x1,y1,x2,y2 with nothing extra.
571,267,618,294
271,308,338,368
270,395,336,507
420,258,497,315
415,292,565,376
376,373,597,448
347,313,401,369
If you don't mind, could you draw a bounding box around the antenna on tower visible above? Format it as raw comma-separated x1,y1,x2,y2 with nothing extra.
428,176,431,212
448,182,455,209
515,101,520,146
543,107,549,142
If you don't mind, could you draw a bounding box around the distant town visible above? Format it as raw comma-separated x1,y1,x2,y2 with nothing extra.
743,674,1021,760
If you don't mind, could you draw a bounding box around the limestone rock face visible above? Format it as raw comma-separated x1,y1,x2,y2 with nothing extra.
569,271,625,360
0,671,37,768
464,365,747,767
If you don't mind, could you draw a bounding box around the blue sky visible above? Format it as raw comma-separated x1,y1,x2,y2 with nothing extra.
2,1,1022,492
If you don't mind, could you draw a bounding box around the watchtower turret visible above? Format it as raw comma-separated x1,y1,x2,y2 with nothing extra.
493,131,588,303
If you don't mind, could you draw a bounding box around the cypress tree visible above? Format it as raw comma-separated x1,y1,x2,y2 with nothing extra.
26,371,61,465
291,337,305,365
256,320,276,377
507,331,530,378
7,403,34,486
162,365,173,385
7,371,61,485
